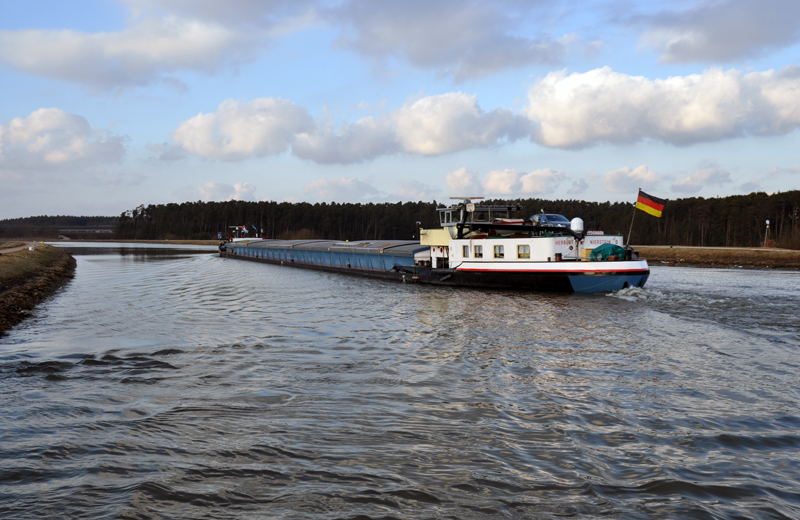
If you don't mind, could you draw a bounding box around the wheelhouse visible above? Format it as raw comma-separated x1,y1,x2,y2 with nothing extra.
437,203,524,228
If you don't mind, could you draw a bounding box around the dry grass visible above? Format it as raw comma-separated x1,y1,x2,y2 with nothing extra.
4,238,220,245
0,244,67,286
0,241,27,250
637,246,800,269
0,244,76,332
1,237,57,244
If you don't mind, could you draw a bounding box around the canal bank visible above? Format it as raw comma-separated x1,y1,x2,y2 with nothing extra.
636,245,800,269
0,242,76,333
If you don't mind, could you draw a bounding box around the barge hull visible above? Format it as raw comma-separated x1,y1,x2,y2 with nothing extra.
220,250,648,293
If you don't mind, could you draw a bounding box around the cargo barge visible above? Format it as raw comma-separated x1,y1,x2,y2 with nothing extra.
219,199,649,293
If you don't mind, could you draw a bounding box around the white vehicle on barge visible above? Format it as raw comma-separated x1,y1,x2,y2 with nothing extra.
219,198,649,293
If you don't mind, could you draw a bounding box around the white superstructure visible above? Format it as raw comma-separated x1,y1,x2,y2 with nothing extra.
417,198,649,292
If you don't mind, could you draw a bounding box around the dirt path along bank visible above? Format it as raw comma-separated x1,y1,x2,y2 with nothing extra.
0,243,76,333
636,245,800,269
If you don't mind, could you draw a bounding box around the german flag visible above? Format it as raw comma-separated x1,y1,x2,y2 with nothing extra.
636,190,665,218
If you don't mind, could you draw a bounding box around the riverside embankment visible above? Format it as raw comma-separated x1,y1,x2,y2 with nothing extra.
637,245,800,269
0,242,76,332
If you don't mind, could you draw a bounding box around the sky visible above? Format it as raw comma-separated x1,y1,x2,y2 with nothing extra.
1,0,799,219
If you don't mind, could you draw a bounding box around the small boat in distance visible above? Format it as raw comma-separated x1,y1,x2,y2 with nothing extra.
218,198,649,292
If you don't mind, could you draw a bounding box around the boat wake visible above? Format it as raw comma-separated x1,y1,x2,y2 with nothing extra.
609,285,729,307
607,285,664,301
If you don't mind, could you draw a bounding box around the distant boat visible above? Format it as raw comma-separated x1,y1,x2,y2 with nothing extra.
219,199,649,293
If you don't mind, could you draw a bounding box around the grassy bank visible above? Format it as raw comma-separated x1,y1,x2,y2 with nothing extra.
0,243,76,333
637,245,800,270
2,237,219,246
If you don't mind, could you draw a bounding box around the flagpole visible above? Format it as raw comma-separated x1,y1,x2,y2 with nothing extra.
626,189,640,247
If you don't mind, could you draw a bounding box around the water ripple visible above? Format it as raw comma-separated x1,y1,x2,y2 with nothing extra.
1,246,799,518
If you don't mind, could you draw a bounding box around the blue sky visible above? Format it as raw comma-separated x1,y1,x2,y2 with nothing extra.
1,0,798,219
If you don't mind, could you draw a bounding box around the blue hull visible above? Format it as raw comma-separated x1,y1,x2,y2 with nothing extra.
568,272,650,293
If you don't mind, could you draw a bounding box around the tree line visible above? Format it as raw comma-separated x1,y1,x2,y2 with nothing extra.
498,190,799,249
114,201,440,242
112,191,800,249
0,216,117,239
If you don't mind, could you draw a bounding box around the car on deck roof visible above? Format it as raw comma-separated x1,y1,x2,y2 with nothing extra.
531,213,571,227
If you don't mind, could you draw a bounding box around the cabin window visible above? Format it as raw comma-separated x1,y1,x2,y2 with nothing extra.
474,245,483,258
494,245,504,259
462,245,469,258
518,245,530,259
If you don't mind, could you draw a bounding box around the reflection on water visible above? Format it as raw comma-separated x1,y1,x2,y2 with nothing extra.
1,244,799,518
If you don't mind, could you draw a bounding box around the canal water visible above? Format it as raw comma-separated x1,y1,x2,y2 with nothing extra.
1,243,799,519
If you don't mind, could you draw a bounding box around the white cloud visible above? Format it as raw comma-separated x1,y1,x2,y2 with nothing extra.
766,166,800,178
292,116,397,164
481,167,567,195
232,182,257,200
169,67,800,166
445,167,481,196
567,178,589,195
197,181,257,201
396,179,439,201
0,0,576,90
0,0,319,90
0,18,248,90
0,108,125,175
739,179,761,193
519,168,569,195
482,168,523,194
732,166,800,195
146,141,186,161
173,98,314,161
603,165,659,193
393,92,527,155
198,182,232,201
756,66,800,134
303,177,380,202
671,167,732,193
124,0,312,28
174,93,527,163
331,0,566,81
639,0,800,63
524,66,800,148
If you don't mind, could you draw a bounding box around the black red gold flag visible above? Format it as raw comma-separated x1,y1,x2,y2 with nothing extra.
636,190,665,217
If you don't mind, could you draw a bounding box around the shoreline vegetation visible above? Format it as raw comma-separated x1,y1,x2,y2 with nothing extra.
111,192,800,250
2,191,799,250
636,246,800,270
0,240,795,333
0,243,76,333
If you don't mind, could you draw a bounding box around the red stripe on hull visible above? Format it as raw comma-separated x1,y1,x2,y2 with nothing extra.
457,268,649,274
